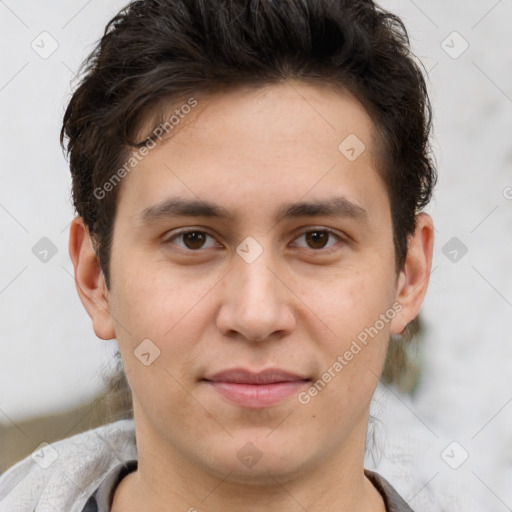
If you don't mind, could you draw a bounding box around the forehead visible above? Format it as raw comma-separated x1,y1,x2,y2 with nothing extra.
116,80,389,225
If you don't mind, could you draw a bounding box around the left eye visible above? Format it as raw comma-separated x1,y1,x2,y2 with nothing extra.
164,228,343,252
292,229,342,251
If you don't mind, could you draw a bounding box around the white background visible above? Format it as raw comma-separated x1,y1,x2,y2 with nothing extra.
1,0,511,509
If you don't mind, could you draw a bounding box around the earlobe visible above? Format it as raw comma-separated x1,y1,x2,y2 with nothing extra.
390,213,434,335
68,216,116,340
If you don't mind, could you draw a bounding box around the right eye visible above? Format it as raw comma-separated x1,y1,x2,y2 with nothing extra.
162,229,222,252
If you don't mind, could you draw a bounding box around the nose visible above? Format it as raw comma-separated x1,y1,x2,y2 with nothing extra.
215,245,296,343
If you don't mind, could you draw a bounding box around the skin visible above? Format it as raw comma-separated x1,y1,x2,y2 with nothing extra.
69,79,434,512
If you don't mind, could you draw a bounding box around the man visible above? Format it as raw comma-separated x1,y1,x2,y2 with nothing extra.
0,0,435,510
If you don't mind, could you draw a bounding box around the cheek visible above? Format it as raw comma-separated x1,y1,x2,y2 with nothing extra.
303,266,396,344
109,255,217,382
110,254,200,339
302,268,394,405
110,267,210,431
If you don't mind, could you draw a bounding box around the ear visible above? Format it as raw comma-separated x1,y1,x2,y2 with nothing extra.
390,212,434,335
68,216,116,340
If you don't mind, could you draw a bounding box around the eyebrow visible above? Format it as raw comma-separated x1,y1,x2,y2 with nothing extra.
137,195,369,225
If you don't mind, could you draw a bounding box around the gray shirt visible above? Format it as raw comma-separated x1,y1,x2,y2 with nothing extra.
0,419,415,512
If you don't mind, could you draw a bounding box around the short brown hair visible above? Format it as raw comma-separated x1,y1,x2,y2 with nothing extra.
61,0,436,289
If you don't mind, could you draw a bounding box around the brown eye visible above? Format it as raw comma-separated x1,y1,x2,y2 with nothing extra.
293,229,343,251
165,230,219,251
305,231,329,249
182,231,207,249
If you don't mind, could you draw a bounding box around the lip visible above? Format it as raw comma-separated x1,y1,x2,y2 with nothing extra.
202,368,310,408
204,368,308,384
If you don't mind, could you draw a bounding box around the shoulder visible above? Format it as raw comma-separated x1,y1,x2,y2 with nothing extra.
365,469,415,512
0,419,136,512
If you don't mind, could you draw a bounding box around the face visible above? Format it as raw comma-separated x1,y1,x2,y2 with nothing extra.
90,81,415,484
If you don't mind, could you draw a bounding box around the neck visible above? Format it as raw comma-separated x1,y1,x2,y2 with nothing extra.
112,411,385,512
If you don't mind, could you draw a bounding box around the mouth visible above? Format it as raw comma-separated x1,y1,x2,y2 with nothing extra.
201,368,311,408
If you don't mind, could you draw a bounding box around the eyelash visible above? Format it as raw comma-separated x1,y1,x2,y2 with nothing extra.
162,227,347,254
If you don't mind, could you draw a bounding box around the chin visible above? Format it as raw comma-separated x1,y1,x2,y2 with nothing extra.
202,442,314,485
